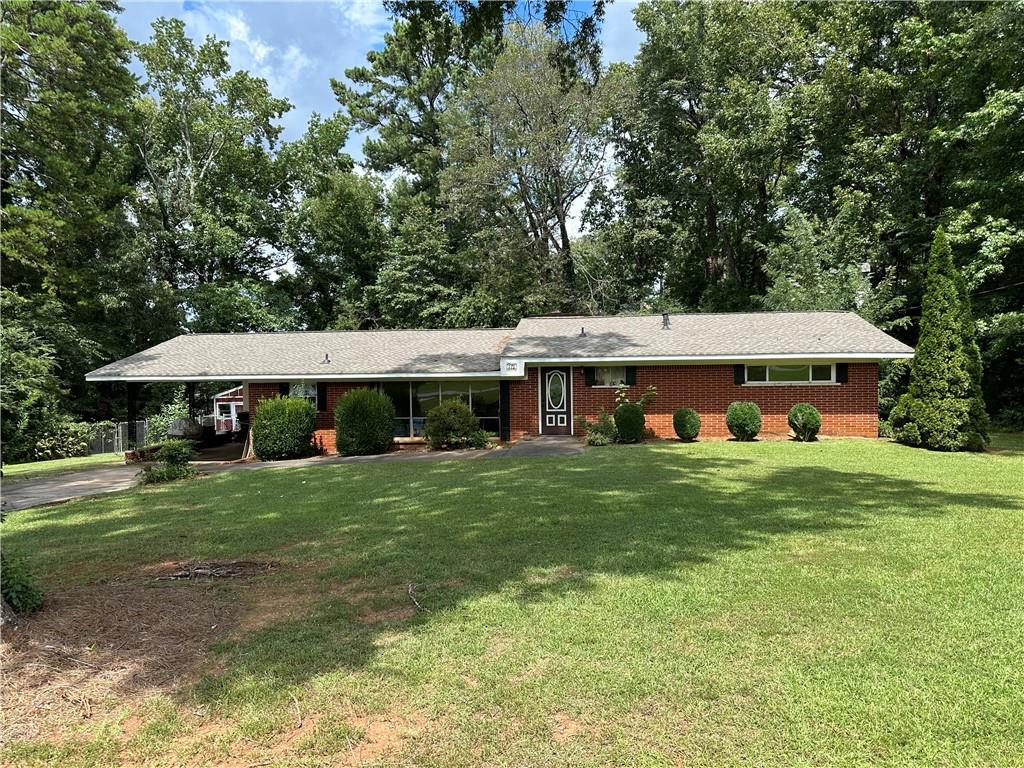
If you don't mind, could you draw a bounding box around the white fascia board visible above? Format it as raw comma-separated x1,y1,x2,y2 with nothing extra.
504,352,913,367
85,370,506,383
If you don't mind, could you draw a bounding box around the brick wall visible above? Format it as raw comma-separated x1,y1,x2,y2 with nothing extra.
508,363,879,440
246,382,360,454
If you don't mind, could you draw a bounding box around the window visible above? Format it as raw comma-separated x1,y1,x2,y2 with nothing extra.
373,381,502,437
217,403,232,417
289,382,317,406
745,364,834,384
379,381,411,437
593,366,627,387
470,381,500,434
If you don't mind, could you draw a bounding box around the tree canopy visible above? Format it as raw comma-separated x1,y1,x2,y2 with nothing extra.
1,0,1021,461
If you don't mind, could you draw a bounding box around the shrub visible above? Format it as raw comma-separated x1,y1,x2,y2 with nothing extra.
423,400,482,449
253,397,316,460
137,438,196,485
614,403,646,443
336,389,395,456
672,408,701,441
32,418,93,461
576,410,618,446
146,395,190,445
726,401,762,441
788,403,821,442
138,463,196,485
468,429,493,449
156,439,194,466
878,419,894,439
1,557,44,614
891,228,988,451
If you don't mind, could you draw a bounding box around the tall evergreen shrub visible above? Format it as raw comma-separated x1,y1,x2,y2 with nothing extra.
252,397,316,460
891,228,989,450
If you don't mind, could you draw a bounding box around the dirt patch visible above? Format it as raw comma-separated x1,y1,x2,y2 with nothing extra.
0,581,239,740
551,712,598,743
339,712,427,766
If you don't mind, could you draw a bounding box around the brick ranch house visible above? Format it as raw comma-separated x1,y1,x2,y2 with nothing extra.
85,311,913,450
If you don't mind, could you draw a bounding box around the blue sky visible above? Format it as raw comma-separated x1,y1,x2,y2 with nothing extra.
118,1,646,158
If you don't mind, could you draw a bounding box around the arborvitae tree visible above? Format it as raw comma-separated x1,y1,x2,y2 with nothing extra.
891,229,988,450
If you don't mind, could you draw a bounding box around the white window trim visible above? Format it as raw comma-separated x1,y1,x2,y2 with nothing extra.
743,363,838,386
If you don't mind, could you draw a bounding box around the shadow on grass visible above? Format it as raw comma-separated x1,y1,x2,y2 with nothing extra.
5,444,1020,713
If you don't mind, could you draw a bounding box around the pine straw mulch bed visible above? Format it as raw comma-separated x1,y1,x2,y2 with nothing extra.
0,561,276,741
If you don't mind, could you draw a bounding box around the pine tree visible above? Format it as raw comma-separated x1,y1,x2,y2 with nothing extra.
891,228,989,450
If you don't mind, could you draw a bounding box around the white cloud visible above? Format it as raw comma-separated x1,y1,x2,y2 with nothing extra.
332,0,390,39
181,4,311,95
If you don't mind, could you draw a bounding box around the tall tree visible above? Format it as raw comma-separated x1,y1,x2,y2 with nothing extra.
337,1,606,203
891,229,988,451
610,0,812,309
130,18,292,330
0,0,140,420
277,113,387,330
443,24,616,310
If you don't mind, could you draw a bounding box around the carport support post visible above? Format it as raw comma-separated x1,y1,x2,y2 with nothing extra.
186,381,197,420
126,382,139,449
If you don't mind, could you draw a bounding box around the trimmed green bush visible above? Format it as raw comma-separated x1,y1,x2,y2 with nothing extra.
672,408,701,441
1,557,44,614
614,403,646,443
423,399,482,449
788,403,821,441
336,389,395,456
726,401,762,441
253,396,316,460
890,228,989,451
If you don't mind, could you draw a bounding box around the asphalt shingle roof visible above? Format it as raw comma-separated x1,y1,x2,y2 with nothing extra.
85,329,514,380
503,311,913,359
85,312,912,381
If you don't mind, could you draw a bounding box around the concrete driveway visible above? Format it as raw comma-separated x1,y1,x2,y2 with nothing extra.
2,438,585,513
2,465,143,513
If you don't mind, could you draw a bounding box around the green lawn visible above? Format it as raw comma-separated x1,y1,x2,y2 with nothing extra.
3,453,124,482
3,440,1022,767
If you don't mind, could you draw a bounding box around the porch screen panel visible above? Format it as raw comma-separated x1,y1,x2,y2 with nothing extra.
471,382,500,434
380,381,412,437
412,382,440,436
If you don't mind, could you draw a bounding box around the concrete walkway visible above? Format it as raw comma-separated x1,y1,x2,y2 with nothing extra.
486,436,585,459
1,438,585,513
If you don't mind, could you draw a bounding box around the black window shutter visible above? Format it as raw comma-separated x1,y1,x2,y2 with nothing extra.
316,382,328,412
836,363,849,383
733,364,745,385
278,382,289,397
625,366,637,385
584,368,596,386
499,381,511,442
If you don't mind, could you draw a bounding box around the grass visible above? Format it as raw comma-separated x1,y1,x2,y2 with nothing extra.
3,439,1022,766
3,453,124,482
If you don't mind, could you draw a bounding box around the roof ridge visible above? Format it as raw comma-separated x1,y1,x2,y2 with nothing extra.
177,327,517,337
521,310,857,321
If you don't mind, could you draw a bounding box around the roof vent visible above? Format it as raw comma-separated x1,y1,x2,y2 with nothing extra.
321,353,331,364
579,326,586,337
661,313,670,329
